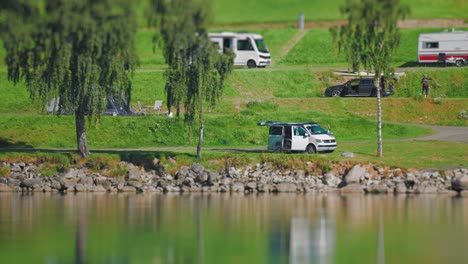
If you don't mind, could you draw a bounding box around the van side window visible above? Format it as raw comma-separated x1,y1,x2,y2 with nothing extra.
237,39,254,51
423,42,439,49
293,126,307,136
270,126,282,135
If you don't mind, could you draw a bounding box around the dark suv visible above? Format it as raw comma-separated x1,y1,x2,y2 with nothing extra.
325,78,393,97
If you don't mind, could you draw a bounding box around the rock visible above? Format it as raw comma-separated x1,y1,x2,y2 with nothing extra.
75,184,87,192
121,186,137,192
175,166,190,180
183,177,195,187
93,185,107,192
366,184,388,194
127,168,142,181
339,184,364,194
231,182,245,192
60,178,77,190
79,176,94,186
7,178,21,187
0,183,12,192
451,174,468,191
257,183,272,192
245,181,257,191
341,152,355,158
64,168,79,179
460,190,468,197
164,185,181,192
395,182,407,193
94,176,109,186
196,172,209,184
190,164,204,174
344,165,365,184
323,173,341,187
295,170,306,179
22,178,39,188
276,182,297,192
415,185,438,194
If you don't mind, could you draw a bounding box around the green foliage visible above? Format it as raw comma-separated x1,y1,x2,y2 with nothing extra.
0,0,138,157
38,162,57,177
0,165,10,177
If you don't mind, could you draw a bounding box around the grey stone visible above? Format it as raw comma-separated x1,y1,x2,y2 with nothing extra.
75,184,87,192
0,183,12,192
324,173,341,187
79,176,94,186
341,152,355,158
415,185,438,194
231,182,245,192
345,165,365,184
60,178,77,190
183,177,195,187
452,174,468,191
127,168,142,181
64,168,79,179
460,190,468,197
245,181,257,191
257,183,272,192
22,178,39,188
121,186,137,192
366,184,388,194
190,164,204,174
7,178,21,187
339,184,364,194
295,170,306,179
196,172,209,184
395,182,407,193
276,182,297,192
93,185,107,192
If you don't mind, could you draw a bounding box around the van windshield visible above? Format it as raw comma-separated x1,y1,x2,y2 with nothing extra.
255,38,269,53
306,125,328,135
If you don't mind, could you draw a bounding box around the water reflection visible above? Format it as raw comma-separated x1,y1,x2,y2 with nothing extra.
0,193,466,263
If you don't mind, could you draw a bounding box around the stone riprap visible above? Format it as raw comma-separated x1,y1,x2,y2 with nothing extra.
0,162,466,195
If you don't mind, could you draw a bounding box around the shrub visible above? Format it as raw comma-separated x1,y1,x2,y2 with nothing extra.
0,165,11,177
459,109,467,120
38,162,57,177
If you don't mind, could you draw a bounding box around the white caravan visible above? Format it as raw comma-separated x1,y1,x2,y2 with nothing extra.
258,121,337,153
418,30,468,66
209,32,271,68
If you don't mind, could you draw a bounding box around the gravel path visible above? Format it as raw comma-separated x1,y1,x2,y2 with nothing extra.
409,124,468,143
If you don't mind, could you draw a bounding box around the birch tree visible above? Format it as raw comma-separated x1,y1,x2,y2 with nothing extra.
331,0,409,157
0,0,137,157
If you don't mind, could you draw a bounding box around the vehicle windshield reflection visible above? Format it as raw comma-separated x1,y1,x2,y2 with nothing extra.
306,125,328,135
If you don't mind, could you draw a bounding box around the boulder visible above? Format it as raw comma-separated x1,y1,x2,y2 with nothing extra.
276,182,297,192
344,165,365,184
339,184,364,194
366,184,389,194
22,178,40,188
190,164,204,174
121,186,137,192
395,182,407,194
231,182,245,192
451,174,468,191
75,184,87,192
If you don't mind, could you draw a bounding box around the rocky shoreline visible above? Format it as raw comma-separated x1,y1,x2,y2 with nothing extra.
0,161,467,196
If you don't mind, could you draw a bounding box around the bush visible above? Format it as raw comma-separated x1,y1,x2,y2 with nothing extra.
0,165,11,177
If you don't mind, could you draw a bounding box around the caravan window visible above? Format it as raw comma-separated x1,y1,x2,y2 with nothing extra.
293,126,308,137
423,42,439,49
237,39,255,51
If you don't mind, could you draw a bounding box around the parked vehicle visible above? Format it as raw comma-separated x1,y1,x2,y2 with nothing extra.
209,32,271,68
324,78,393,97
418,30,468,67
258,121,337,153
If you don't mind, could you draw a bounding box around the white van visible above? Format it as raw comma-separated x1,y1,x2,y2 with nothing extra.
258,121,337,153
209,32,271,68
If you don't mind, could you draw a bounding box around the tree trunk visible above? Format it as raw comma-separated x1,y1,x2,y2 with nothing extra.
75,111,90,158
197,120,204,159
377,86,383,157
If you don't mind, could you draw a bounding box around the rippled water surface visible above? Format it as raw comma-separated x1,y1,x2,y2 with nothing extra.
0,193,467,263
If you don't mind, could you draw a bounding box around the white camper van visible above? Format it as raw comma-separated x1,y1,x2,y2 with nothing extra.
418,30,468,66
209,32,271,68
258,121,337,153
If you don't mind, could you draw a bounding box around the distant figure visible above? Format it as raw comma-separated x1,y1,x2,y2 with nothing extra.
421,74,431,97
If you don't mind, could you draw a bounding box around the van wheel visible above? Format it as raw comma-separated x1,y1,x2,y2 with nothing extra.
305,144,316,154
331,89,341,97
247,60,256,68
455,60,463,67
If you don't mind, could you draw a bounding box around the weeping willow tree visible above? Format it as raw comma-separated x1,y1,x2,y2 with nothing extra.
0,0,138,157
149,0,234,159
331,0,409,157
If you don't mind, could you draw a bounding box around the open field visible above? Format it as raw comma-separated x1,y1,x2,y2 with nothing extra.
1,2,467,169
135,0,468,26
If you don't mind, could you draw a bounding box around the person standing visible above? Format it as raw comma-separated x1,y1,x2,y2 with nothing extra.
421,74,430,97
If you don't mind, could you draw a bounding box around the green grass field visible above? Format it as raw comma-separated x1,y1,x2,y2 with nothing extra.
1,1,467,169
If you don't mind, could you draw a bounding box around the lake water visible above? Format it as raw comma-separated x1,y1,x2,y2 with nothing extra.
0,193,466,264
